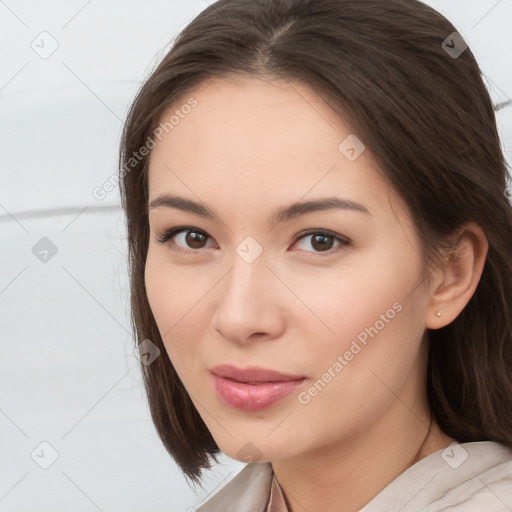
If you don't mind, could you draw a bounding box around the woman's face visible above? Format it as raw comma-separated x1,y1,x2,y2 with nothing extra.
145,75,434,464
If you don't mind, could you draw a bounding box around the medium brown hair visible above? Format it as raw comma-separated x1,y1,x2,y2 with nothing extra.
118,0,512,484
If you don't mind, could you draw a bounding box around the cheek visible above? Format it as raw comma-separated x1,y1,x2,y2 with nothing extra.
144,252,184,356
144,251,208,373
293,302,423,444
295,254,425,386
315,302,424,416
144,246,196,330
286,260,404,350
144,252,171,332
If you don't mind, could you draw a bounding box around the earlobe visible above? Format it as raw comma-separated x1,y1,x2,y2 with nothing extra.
425,222,488,330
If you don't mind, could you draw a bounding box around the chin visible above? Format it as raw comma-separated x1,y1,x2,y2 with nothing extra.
217,437,295,465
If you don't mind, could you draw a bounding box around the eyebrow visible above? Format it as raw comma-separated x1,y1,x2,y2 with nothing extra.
148,194,372,224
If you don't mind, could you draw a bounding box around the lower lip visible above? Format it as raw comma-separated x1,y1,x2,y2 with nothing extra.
211,373,306,411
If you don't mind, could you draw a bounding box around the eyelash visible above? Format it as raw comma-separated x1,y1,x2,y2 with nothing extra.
156,226,351,258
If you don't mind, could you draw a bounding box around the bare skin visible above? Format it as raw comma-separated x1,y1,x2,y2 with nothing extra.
144,75,488,512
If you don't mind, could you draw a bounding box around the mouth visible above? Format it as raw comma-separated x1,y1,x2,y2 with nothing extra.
209,364,306,383
224,378,281,385
209,365,307,411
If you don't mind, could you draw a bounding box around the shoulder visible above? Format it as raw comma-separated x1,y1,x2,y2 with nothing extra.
362,441,512,512
429,441,512,511
196,461,273,512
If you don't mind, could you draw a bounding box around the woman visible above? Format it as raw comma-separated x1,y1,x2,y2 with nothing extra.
118,0,512,510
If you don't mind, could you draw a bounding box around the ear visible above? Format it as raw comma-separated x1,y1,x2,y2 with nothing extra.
425,221,488,329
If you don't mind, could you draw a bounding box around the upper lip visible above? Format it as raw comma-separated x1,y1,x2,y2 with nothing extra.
210,364,306,383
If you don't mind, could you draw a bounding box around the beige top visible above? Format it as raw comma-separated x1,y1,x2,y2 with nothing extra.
196,441,512,511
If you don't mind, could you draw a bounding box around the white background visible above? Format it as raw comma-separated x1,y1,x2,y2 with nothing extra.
0,1,511,510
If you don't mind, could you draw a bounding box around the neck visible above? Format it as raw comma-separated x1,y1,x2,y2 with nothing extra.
271,395,455,512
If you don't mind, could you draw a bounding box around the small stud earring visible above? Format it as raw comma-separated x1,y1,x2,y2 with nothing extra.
435,310,442,318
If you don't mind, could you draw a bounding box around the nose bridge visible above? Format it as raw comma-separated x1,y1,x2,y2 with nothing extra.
223,238,268,304
212,237,280,340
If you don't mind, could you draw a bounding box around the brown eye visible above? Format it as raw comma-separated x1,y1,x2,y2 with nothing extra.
310,233,335,252
157,227,350,257
185,231,208,249
292,230,350,257
157,227,214,253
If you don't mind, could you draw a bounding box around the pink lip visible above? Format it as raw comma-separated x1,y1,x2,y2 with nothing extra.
210,364,305,382
210,365,307,411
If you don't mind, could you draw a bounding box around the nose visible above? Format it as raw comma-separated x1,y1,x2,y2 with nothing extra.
212,245,286,345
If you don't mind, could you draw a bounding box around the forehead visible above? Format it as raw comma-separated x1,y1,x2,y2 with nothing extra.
151,75,349,163
147,75,401,220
